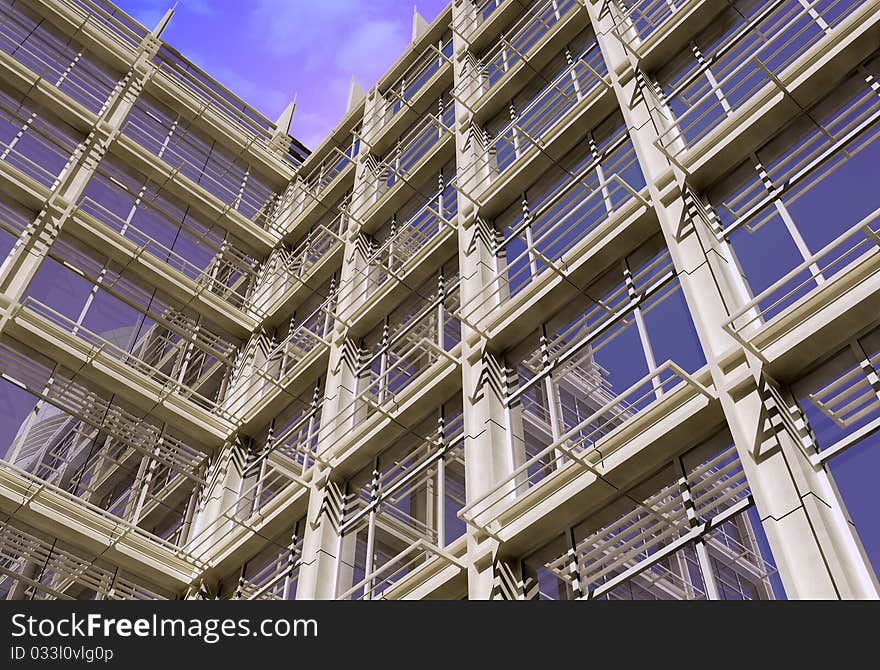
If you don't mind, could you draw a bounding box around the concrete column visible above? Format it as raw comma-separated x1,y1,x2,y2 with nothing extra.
585,0,879,599
186,437,249,563
451,0,520,600
295,307,360,599
296,475,346,599
295,104,375,601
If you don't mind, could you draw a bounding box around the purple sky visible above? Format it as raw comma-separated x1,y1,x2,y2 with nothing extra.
115,0,450,149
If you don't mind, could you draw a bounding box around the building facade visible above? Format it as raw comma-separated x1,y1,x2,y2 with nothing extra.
0,0,878,600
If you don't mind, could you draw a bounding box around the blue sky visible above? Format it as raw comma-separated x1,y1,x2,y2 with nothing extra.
114,0,449,148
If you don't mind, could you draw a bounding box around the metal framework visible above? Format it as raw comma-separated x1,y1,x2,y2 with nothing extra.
0,0,879,600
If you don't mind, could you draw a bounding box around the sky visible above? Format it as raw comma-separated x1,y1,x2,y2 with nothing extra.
114,0,450,149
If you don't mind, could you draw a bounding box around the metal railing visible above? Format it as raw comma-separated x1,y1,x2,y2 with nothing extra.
152,56,277,146
0,339,207,496
0,457,202,566
536,444,770,600
0,524,166,600
723,206,880,353
335,539,463,600
121,111,279,224
276,147,358,227
654,0,863,164
65,0,145,51
607,0,691,57
0,5,118,115
339,414,465,548
249,220,345,319
351,107,455,225
230,537,304,600
457,44,610,205
454,0,580,114
370,39,454,141
453,0,507,41
0,137,70,189
340,185,458,317
317,333,461,464
460,361,714,531
18,297,234,417
41,234,240,379
302,144,358,198
76,197,260,313
462,169,647,325
184,463,309,562
222,295,335,421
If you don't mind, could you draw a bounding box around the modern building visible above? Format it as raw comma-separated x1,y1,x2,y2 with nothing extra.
0,0,878,601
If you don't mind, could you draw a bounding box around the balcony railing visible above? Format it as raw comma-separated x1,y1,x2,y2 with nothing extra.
459,362,714,531
360,339,454,411
249,219,345,319
352,106,455,223
0,4,118,115
152,55,307,168
0,97,81,189
317,330,461,463
121,111,279,224
267,400,324,476
380,101,455,180
77,194,345,324
303,150,355,198
76,198,261,313
457,44,610,204
453,0,507,40
0,137,69,189
547,472,703,597
185,463,308,562
654,0,863,164
277,146,358,227
0,199,29,240
0,457,203,566
342,184,458,315
152,52,276,146
67,0,145,51
607,0,691,57
454,0,580,114
222,296,335,420
0,524,167,600
339,414,465,549
352,290,461,418
554,446,771,600
0,340,207,504
44,234,240,364
335,539,463,600
18,297,234,416
462,151,648,325
723,206,880,355
229,537,304,600
370,38,454,140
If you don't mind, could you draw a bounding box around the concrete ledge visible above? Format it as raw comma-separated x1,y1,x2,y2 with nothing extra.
0,460,199,591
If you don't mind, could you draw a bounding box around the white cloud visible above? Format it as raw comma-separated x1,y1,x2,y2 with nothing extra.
187,59,291,120
334,19,407,84
247,0,362,58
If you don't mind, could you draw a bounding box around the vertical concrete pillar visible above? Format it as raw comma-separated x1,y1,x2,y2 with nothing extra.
186,437,249,563
295,103,375,601
451,0,520,600
585,0,879,599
